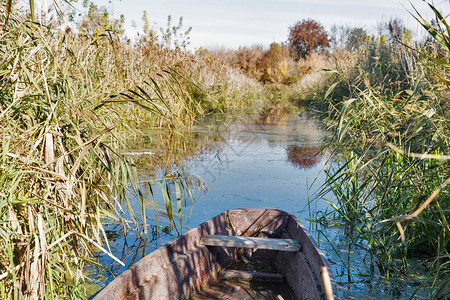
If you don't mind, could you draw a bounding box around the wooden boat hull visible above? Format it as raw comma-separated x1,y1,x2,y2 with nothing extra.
94,208,339,299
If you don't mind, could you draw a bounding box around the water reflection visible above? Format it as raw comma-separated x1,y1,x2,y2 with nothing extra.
286,144,322,170
92,113,430,299
125,127,220,179
95,113,330,289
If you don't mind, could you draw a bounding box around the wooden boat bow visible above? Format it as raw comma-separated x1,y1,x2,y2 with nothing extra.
93,208,339,300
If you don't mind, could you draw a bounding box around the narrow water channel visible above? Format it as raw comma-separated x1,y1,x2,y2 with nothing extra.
92,113,430,299
180,113,330,221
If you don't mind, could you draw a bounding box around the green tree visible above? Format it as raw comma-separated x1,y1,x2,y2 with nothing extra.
347,27,367,51
329,25,367,51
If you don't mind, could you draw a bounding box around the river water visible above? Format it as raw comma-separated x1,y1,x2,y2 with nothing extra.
92,113,430,299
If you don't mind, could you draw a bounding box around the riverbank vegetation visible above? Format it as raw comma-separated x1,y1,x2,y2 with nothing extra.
1,0,448,298
311,4,449,298
0,3,267,298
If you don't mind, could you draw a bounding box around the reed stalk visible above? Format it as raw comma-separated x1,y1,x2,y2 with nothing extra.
317,3,449,297
0,5,264,298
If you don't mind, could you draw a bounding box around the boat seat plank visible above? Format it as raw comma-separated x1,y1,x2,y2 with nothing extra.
220,269,284,282
200,235,301,252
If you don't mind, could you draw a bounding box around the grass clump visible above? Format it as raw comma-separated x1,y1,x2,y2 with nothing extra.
315,3,449,297
0,16,141,298
0,6,266,299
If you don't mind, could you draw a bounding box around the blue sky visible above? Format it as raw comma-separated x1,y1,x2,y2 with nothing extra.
75,0,447,49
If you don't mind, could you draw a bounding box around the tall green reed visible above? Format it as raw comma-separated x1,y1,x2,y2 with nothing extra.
317,3,449,297
0,16,140,298
0,8,221,298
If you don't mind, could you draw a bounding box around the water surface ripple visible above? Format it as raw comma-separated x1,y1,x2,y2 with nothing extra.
94,114,429,299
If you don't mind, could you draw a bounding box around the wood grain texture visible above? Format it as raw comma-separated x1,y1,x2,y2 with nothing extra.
220,269,284,282
201,235,301,251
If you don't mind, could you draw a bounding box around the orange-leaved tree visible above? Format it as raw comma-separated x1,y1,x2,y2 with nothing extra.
288,19,329,60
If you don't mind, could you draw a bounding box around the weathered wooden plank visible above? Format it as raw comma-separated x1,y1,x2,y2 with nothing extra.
200,235,301,252
220,269,284,282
